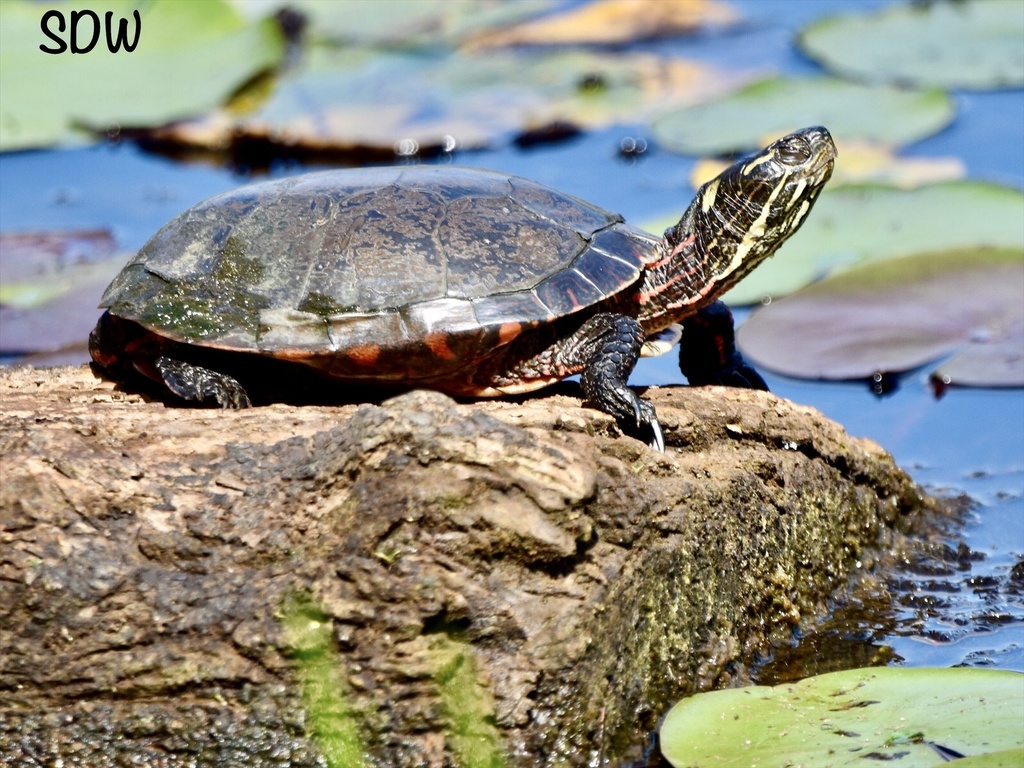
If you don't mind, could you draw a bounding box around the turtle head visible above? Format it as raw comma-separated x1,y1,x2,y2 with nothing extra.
661,126,837,308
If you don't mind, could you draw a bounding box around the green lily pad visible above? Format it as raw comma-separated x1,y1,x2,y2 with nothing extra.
798,0,1024,90
707,181,1024,306
224,45,539,151
290,0,552,48
660,667,1024,767
0,0,284,152
152,46,731,154
735,247,1024,386
650,76,954,156
435,49,727,132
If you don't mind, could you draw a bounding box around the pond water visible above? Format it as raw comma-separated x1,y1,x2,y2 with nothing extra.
1,0,1021,680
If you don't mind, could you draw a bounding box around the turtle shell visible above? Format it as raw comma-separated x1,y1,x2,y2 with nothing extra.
100,167,658,382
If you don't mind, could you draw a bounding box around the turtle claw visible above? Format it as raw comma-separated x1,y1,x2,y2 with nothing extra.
648,417,665,453
632,397,664,452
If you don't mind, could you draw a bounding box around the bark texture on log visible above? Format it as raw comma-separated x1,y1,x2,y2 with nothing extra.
0,365,932,767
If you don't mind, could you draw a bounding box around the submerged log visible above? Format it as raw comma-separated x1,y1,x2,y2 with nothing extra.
0,365,933,767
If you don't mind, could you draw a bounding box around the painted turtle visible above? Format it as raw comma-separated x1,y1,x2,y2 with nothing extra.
90,127,836,450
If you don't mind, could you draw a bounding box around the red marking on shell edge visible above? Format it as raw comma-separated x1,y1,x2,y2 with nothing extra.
271,348,323,360
424,331,457,361
347,344,382,367
499,322,522,345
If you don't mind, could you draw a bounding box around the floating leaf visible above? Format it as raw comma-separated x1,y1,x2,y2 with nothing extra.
650,76,954,156
0,230,124,359
798,0,1024,90
714,181,1024,305
820,141,966,188
437,49,731,132
0,229,116,304
736,248,1024,386
0,0,284,151
932,317,1024,389
241,46,514,151
0,256,125,356
691,140,965,190
470,0,738,47
661,667,1024,768
284,0,552,48
148,46,734,155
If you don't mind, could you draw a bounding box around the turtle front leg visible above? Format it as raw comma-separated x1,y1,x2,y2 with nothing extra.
568,313,664,451
679,301,769,391
154,356,252,408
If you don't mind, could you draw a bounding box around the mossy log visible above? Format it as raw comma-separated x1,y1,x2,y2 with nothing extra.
0,365,934,767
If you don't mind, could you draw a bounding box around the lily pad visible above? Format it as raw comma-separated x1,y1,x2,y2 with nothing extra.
436,49,729,133
691,141,965,191
711,181,1024,306
932,317,1024,389
470,0,738,47
0,256,126,357
650,76,954,156
735,247,1024,386
276,0,551,48
0,0,284,151
0,229,116,305
149,46,733,155
660,666,1024,767
798,0,1024,90
0,229,126,360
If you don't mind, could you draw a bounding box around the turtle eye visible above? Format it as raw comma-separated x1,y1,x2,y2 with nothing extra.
777,136,812,165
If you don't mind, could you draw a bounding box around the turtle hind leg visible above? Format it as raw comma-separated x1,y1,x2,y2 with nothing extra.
679,301,769,391
153,356,252,409
573,313,664,451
